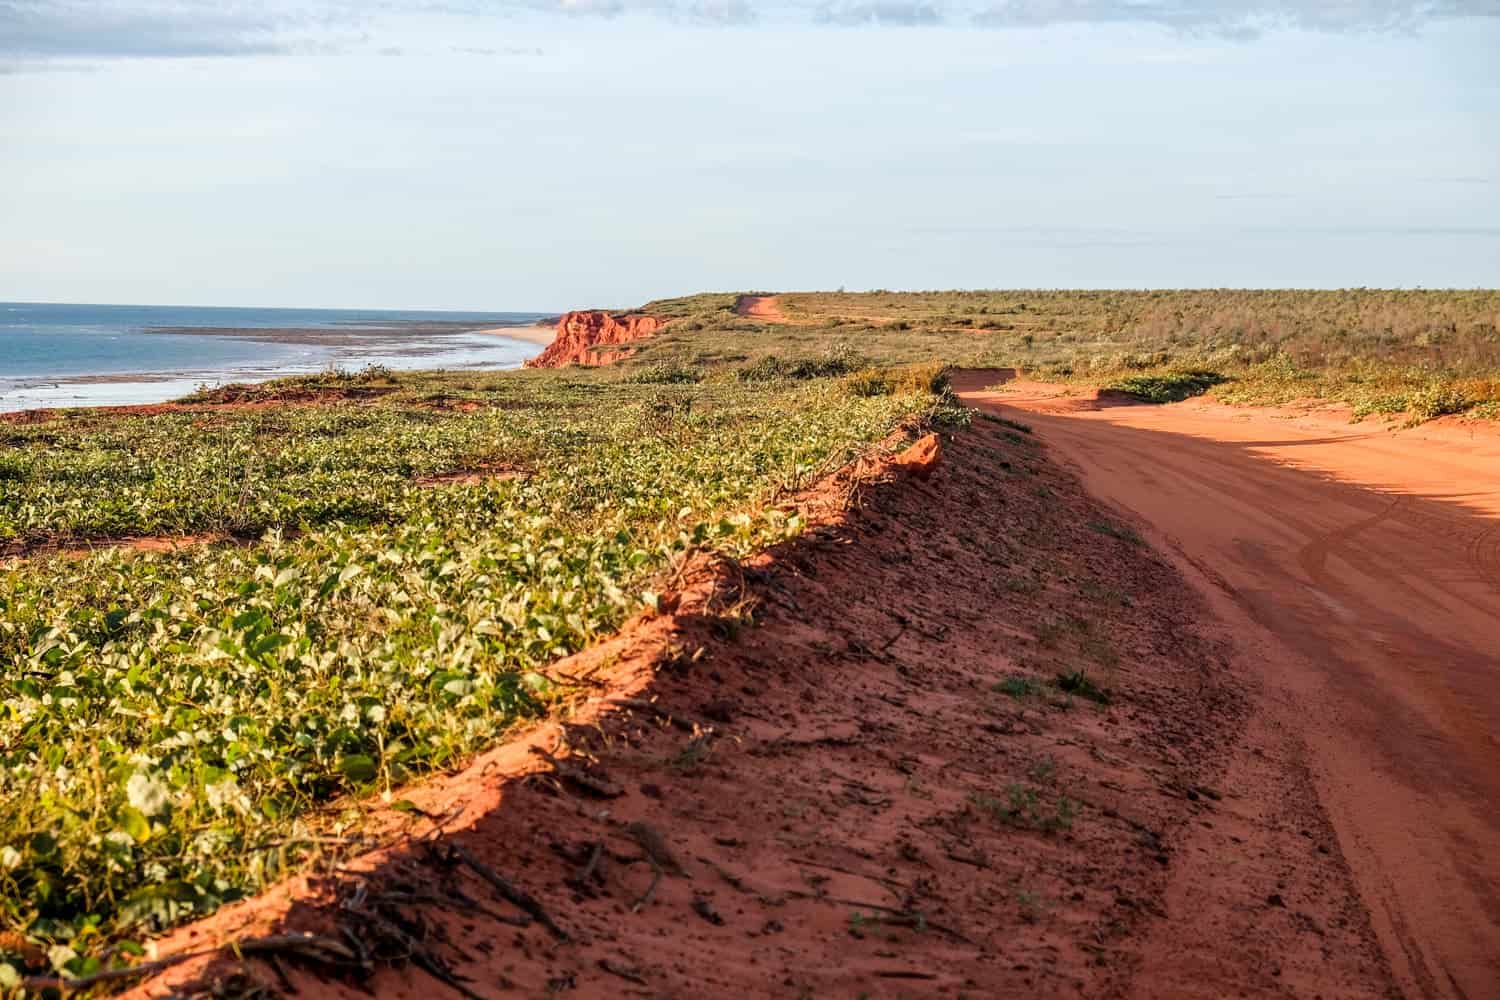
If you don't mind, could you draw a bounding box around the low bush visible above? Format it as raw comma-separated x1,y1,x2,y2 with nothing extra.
842,364,951,398
736,345,865,382
1109,370,1227,404
625,362,704,385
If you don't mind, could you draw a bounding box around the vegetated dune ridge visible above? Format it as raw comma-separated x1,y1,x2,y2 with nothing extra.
951,372,1500,1000
113,418,1396,998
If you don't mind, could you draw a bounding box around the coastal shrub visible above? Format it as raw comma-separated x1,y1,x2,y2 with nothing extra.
308,363,398,385
1350,393,1411,419
1109,370,1227,404
736,345,865,382
842,363,951,398
625,361,703,385
1408,382,1471,420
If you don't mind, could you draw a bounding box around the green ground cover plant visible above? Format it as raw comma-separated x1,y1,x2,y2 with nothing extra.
0,363,960,963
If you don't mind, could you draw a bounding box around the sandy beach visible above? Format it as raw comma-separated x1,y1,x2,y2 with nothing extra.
472,320,556,345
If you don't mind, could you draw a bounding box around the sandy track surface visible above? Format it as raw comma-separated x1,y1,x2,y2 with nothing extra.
735,295,796,322
954,372,1500,999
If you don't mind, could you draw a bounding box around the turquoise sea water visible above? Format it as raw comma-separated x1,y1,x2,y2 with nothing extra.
0,302,549,411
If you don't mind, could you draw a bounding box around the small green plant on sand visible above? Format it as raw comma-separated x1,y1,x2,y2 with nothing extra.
971,785,1077,831
995,675,1042,699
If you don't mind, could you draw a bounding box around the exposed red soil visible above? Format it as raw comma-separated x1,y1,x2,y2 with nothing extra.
954,370,1500,999
185,384,401,406
0,532,237,565
525,311,666,369
889,431,941,479
109,413,1399,999
735,295,795,323
734,295,920,329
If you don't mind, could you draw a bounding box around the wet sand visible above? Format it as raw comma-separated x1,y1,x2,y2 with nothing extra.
470,322,556,345
146,318,556,347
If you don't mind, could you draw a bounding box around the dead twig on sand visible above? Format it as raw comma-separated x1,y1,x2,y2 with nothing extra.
790,856,907,904
625,821,689,877
605,696,710,733
568,841,606,893
446,843,570,940
599,957,648,984
632,862,663,913
699,857,757,895
375,888,532,927
529,746,624,798
785,891,974,945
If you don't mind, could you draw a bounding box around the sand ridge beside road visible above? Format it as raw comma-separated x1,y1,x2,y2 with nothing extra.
114,416,1396,998
954,371,1500,1000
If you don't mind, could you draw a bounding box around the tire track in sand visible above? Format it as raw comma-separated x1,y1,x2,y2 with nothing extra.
954,370,1500,1000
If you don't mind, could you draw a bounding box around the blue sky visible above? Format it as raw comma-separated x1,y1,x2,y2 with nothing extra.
2,1,1497,310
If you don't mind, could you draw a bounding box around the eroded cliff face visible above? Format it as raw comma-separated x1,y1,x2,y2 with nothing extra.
524,311,665,368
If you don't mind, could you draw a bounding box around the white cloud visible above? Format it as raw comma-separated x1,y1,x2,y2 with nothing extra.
1,2,298,57
4,0,1498,65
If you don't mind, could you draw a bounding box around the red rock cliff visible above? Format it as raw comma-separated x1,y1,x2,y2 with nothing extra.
525,310,666,368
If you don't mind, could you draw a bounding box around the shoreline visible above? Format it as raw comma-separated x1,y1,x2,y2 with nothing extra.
140,318,555,346
12,323,556,387
0,320,555,413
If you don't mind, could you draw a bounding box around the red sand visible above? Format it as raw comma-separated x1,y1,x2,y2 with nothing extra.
735,295,793,322
953,370,1500,999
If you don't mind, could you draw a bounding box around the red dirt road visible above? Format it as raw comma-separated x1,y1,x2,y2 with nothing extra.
954,373,1500,1000
736,295,801,322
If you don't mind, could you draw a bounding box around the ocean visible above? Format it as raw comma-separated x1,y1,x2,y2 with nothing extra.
0,302,551,412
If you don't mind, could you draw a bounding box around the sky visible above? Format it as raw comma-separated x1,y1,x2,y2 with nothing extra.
1,1,1498,311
